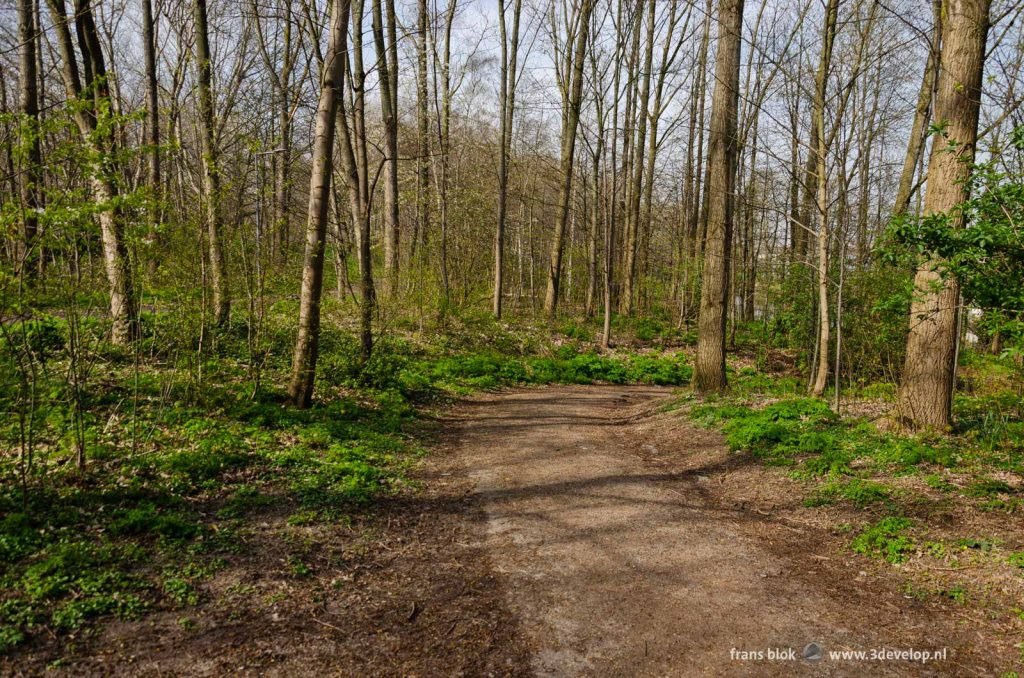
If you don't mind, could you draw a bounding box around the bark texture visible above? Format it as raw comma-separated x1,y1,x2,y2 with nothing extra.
897,0,991,430
693,0,743,394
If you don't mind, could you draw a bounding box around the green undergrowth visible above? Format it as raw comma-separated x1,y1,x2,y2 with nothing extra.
690,396,958,479
0,309,691,654
0,384,419,653
686,363,1023,570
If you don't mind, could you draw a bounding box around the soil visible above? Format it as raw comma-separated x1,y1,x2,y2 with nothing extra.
7,384,1020,676
448,384,1018,677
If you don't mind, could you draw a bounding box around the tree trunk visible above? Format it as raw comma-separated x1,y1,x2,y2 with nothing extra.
693,0,743,395
810,0,839,398
898,0,990,430
413,0,430,263
17,0,41,278
494,0,522,319
194,0,229,326
621,0,655,317
372,0,400,291
338,0,374,362
142,0,162,276
288,0,349,408
544,0,595,318
893,0,943,217
46,0,136,344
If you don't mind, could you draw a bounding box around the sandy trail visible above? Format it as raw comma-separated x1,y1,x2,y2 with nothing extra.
451,385,979,677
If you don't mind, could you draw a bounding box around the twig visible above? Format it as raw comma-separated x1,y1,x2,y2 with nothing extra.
311,616,345,633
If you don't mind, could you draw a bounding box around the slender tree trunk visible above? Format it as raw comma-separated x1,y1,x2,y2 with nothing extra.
434,0,457,304
693,0,743,394
413,0,430,263
338,0,375,361
893,0,943,217
684,0,713,322
17,0,41,278
372,0,400,291
47,0,136,344
194,0,229,326
810,0,839,398
288,0,350,408
898,0,990,430
142,0,161,276
621,0,655,317
544,0,595,317
494,0,522,319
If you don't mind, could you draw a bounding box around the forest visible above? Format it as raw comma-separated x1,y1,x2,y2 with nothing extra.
1,0,1023,673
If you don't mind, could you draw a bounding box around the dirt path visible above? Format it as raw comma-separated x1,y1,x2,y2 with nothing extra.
451,385,1000,677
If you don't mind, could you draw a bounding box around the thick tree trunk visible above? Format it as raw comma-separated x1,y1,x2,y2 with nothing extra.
898,0,990,430
194,0,229,326
693,0,743,394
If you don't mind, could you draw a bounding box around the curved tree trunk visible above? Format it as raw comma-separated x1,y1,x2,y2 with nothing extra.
46,0,136,344
288,0,350,408
544,0,595,318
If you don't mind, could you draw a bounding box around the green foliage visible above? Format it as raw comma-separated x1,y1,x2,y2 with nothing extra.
884,129,1024,388
806,478,891,508
1008,552,1024,570
838,268,912,383
693,394,958,479
965,477,1016,498
851,517,915,564
107,505,202,541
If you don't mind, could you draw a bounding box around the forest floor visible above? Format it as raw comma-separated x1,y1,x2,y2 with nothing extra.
10,382,1021,676
449,384,1018,677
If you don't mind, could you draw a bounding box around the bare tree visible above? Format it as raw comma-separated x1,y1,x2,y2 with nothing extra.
17,0,41,278
809,0,839,398
372,0,400,290
338,0,375,361
893,0,943,217
142,0,161,275
45,0,136,344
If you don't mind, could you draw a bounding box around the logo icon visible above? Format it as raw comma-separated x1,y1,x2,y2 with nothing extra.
802,642,824,662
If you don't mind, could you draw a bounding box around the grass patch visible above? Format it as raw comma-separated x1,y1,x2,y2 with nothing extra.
805,478,891,508
851,517,915,564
